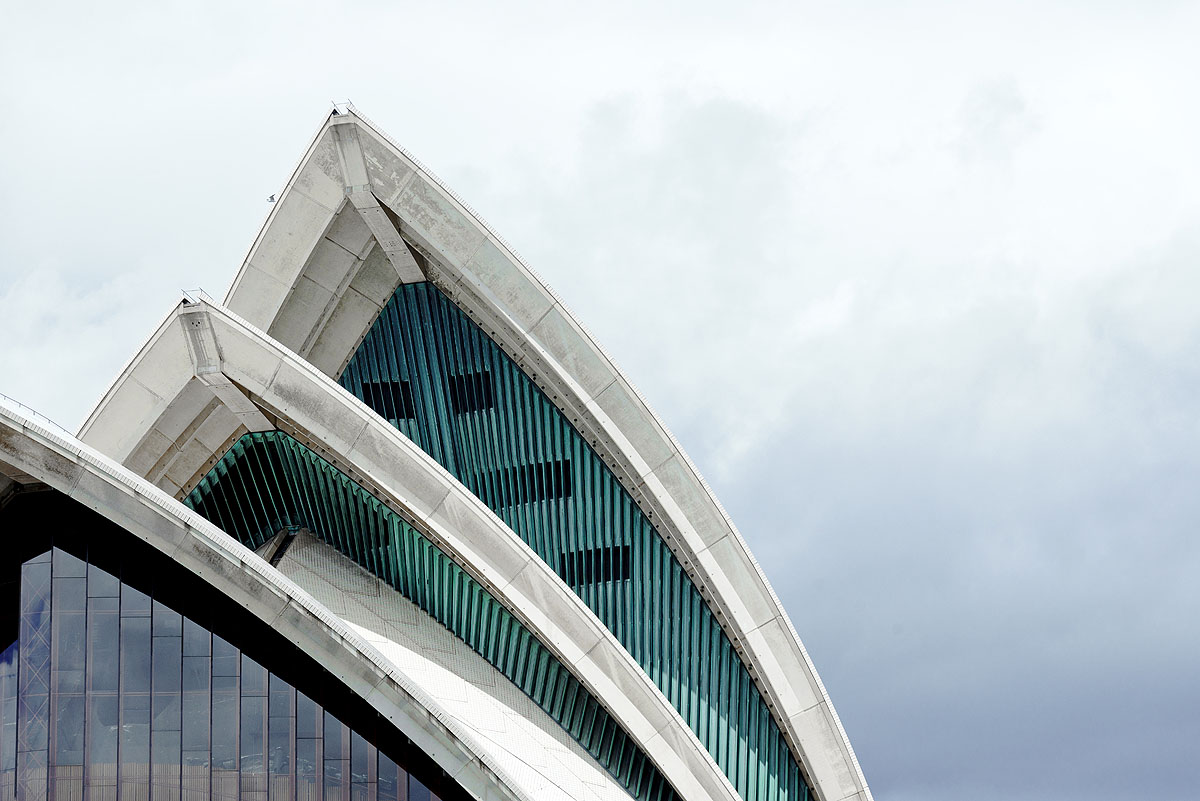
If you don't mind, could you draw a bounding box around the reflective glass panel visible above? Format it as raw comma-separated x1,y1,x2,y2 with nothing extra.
4,547,469,801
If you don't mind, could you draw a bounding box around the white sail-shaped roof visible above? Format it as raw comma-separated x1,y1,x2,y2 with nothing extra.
218,107,871,801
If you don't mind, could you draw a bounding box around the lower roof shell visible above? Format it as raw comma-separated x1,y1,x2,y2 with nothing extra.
219,109,871,801
0,399,619,801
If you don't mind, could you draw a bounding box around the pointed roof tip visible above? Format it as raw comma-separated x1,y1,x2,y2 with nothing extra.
329,100,356,120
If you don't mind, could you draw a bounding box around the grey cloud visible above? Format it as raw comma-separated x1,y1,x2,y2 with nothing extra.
483,92,1200,800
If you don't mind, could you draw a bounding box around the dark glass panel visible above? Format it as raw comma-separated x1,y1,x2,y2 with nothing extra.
119,696,151,801
180,690,209,752
211,682,238,771
296,739,318,780
117,693,151,801
119,618,151,693
153,636,182,695
52,694,84,764
19,557,51,633
151,745,182,801
152,603,181,638
212,637,238,678
324,711,347,801
242,655,267,698
267,674,292,786
52,579,86,615
180,640,209,769
119,693,150,762
87,565,120,598
120,586,150,618
86,601,119,693
446,371,493,415
88,597,119,613
181,620,209,657
152,693,181,734
360,381,416,422
408,776,431,801
323,712,343,761
267,717,291,776
296,694,319,740
52,550,87,579
268,674,292,718
376,754,397,801
51,611,85,694
350,732,367,783
181,658,208,694
1,641,18,774
88,693,118,765
296,738,320,801
240,696,265,774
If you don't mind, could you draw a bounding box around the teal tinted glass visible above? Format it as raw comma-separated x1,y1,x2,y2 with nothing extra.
185,432,680,801
337,281,809,801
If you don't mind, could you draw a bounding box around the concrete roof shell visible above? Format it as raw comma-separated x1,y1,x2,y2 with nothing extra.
0,398,545,801
220,108,871,801
76,299,744,801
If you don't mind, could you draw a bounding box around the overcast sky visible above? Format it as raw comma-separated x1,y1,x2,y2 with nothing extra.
3,2,1199,799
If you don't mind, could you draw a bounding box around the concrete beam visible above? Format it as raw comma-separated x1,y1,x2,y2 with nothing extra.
331,120,424,284
180,308,272,433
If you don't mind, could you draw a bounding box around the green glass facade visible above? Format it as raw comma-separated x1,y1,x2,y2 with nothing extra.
336,282,810,801
184,432,680,801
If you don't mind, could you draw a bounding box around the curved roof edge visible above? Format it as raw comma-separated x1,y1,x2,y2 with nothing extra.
0,397,533,801
224,107,871,801
75,299,745,801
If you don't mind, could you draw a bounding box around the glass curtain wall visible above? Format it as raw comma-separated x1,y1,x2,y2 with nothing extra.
338,281,810,801
0,548,438,801
186,431,681,801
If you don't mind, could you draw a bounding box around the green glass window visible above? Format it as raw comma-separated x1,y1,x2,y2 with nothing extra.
185,432,680,801
337,282,810,801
